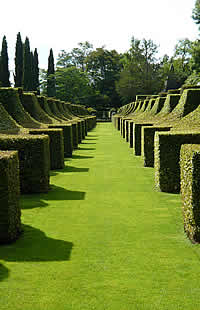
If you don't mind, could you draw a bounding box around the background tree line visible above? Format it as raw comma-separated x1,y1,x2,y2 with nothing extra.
1,0,200,109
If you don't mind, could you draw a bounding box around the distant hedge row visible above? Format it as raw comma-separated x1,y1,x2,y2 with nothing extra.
0,87,96,244
113,87,200,243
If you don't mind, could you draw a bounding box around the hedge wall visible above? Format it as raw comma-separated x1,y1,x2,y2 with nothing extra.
0,134,50,193
180,144,200,243
28,128,64,170
132,123,154,156
0,151,21,244
21,93,56,124
48,124,73,157
142,126,172,167
154,131,200,193
37,96,62,123
0,88,43,128
0,103,22,134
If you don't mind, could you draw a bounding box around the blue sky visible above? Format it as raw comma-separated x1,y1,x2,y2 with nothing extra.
0,0,199,71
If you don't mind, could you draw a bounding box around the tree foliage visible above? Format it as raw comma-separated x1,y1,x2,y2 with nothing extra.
23,37,32,91
0,35,10,87
14,32,23,87
47,48,56,97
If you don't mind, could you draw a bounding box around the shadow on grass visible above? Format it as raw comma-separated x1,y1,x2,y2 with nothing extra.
0,224,73,262
77,147,96,151
81,142,96,145
20,196,49,210
51,165,89,175
20,185,85,210
47,184,86,201
72,154,94,159
0,263,9,282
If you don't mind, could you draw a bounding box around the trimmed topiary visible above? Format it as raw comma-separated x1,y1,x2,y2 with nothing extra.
142,126,172,167
28,128,64,170
0,88,44,128
0,151,21,244
48,124,73,157
180,144,200,243
0,134,50,193
154,131,200,193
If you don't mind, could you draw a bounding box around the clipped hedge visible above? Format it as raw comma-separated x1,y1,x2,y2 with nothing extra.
180,144,200,243
0,103,22,134
28,128,64,170
0,151,21,244
132,123,153,156
48,124,73,157
21,93,56,124
0,134,50,193
154,131,200,193
0,88,43,128
142,126,172,167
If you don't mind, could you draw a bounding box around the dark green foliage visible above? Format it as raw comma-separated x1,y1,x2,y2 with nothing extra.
132,123,154,156
0,36,10,87
0,151,21,244
0,88,42,128
71,122,78,149
21,93,55,124
47,48,56,97
154,132,200,193
47,98,66,122
38,96,62,123
142,126,172,167
180,144,200,243
23,37,32,91
0,134,50,193
14,32,23,87
48,124,73,157
28,129,64,170
33,49,39,93
0,103,22,133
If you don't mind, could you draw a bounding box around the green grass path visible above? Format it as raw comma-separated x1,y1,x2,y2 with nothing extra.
1,122,200,309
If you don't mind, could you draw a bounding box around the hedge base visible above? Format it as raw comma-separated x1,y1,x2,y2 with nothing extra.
0,151,21,244
0,134,50,194
155,131,200,193
180,144,200,243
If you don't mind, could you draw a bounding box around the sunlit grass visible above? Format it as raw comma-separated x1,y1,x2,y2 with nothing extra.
1,123,200,310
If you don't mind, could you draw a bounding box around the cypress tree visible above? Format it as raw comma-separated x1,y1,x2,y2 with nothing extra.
0,35,10,87
33,48,40,94
23,37,32,91
47,48,56,97
14,32,23,87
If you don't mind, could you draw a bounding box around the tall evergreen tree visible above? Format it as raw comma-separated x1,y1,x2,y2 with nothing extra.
47,48,56,97
23,37,32,91
33,48,40,93
14,32,23,87
0,35,10,87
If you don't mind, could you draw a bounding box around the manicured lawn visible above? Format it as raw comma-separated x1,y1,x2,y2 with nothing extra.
1,122,200,310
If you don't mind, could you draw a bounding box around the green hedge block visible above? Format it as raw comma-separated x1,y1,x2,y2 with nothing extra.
28,128,64,170
132,123,154,156
81,120,85,140
37,96,62,123
0,103,22,134
154,131,200,193
49,124,73,157
0,134,50,193
21,93,56,124
71,122,79,149
0,151,21,244
142,126,172,167
77,121,82,143
180,144,200,243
